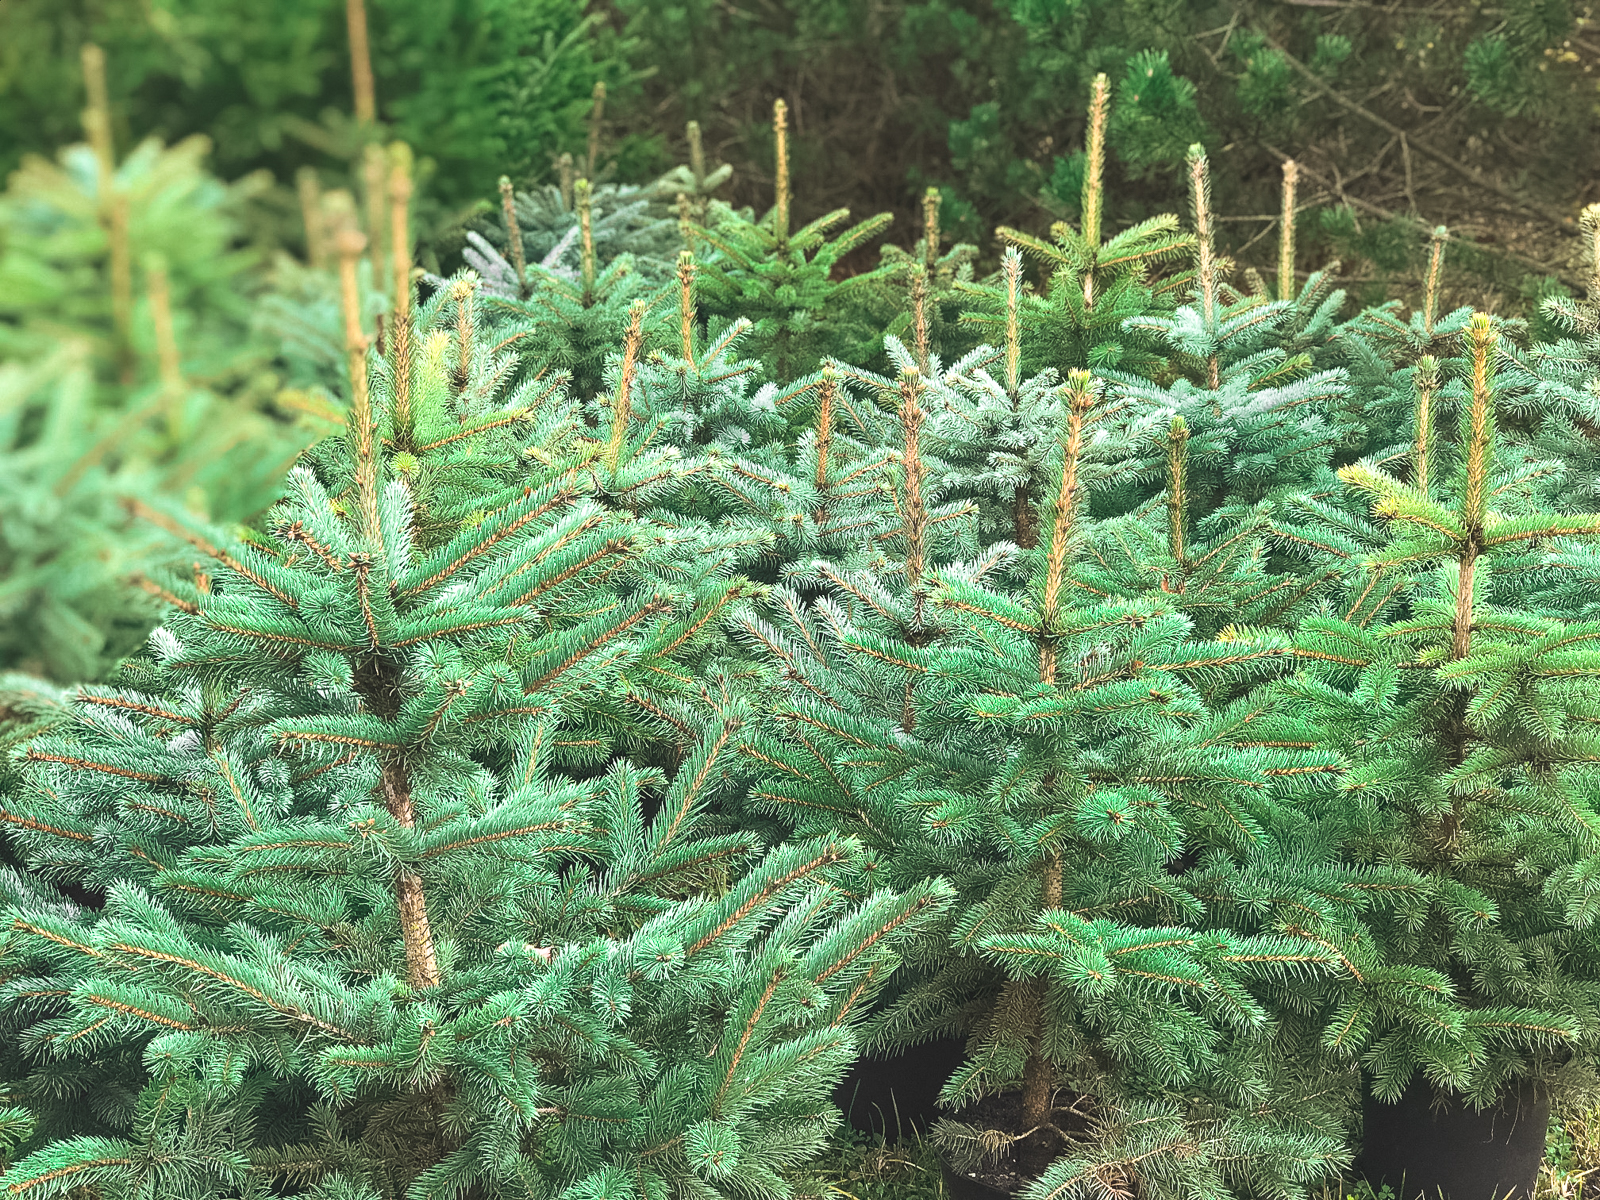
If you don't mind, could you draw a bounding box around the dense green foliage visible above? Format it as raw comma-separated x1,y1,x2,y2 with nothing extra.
13,8,1600,1199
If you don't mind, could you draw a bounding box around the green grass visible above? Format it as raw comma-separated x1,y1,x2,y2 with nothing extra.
804,1132,949,1200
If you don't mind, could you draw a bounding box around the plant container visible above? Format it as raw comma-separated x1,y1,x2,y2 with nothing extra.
1358,1075,1548,1200
833,1036,965,1139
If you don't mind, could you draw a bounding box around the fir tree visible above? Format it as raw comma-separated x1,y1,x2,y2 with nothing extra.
733,369,1365,1198
960,75,1193,384
1279,314,1600,1105
690,101,897,381
0,188,951,1200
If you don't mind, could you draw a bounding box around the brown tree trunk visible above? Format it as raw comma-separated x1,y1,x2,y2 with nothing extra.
1014,486,1037,549
1018,851,1063,1128
1452,541,1477,662
381,755,442,989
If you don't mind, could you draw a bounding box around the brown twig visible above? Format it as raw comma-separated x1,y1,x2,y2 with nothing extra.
1260,31,1573,228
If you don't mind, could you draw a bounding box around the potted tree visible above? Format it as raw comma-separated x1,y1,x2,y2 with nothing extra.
1275,314,1600,1200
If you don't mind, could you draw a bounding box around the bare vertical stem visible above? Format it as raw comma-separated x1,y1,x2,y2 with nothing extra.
500,176,527,298
108,196,134,384
328,192,378,545
146,256,181,394
1004,248,1023,396
1584,204,1600,302
910,267,930,373
586,81,607,179
1413,354,1437,499
1186,145,1219,388
1081,72,1109,309
147,255,183,440
1166,416,1189,576
772,99,790,247
677,193,696,252
922,186,941,272
388,143,414,430
361,144,388,299
606,301,646,472
81,45,115,177
1423,226,1448,337
558,153,575,212
677,251,697,364
345,0,376,124
576,178,595,303
81,45,133,383
687,120,706,190
297,168,327,269
1279,160,1299,302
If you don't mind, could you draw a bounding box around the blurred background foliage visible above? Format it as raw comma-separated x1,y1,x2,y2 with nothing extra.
7,1,1599,292
607,0,1600,302
0,0,632,215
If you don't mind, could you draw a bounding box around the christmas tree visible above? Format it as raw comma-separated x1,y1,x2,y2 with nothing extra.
0,185,951,1200
732,365,1368,1197
690,101,897,381
1274,315,1600,1105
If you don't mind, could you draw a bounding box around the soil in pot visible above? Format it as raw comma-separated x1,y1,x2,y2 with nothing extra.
937,1090,1092,1200
834,1036,966,1139
1358,1075,1549,1200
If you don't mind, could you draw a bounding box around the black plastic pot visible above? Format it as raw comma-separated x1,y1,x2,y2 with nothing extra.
832,1036,966,1139
940,1156,1014,1200
1358,1076,1549,1200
